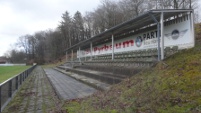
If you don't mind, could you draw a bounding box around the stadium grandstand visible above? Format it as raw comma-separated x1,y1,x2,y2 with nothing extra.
58,9,195,85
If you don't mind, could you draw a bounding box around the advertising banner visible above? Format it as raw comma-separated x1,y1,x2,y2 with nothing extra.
77,15,194,58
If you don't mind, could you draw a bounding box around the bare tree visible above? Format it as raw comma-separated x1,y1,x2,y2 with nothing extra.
148,0,198,9
27,35,36,59
8,49,26,63
119,0,145,20
90,0,124,34
45,29,63,60
17,35,29,57
83,12,93,38
34,31,46,64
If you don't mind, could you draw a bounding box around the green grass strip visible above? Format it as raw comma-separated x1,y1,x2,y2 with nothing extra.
0,66,30,83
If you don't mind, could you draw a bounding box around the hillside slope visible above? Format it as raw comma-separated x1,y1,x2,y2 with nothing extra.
64,42,201,113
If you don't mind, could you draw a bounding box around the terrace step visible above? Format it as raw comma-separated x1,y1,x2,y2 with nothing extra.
54,67,110,91
57,66,125,85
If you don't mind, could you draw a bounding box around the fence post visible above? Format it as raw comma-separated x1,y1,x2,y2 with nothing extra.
24,72,26,79
21,73,23,82
26,70,28,78
25,71,27,79
22,73,25,82
9,80,12,97
20,73,22,85
16,76,18,90
27,69,30,77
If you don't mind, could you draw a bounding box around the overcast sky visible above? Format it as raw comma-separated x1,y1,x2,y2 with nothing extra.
0,0,100,56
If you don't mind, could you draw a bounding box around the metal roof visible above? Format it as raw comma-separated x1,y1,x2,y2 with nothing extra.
65,9,193,52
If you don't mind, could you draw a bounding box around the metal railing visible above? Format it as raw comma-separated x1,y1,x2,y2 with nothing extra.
0,65,37,112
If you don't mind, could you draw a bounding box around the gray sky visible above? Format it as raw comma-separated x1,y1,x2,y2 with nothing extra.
0,0,100,56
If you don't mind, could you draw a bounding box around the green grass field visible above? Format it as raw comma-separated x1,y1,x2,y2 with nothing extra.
0,66,30,83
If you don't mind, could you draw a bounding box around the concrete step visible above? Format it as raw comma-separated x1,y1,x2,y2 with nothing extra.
54,67,110,91
57,66,125,85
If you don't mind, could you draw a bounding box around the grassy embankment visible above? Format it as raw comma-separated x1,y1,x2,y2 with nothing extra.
63,43,201,112
0,66,30,83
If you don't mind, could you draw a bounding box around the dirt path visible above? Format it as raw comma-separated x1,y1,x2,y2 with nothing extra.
2,66,64,113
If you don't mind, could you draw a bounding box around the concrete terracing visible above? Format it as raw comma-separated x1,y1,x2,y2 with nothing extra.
44,68,97,100
54,67,110,91
57,65,125,85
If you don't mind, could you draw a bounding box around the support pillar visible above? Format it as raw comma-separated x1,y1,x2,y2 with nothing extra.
190,11,195,47
112,34,114,61
79,47,81,63
71,50,74,67
65,51,68,70
149,13,161,61
157,23,161,61
71,50,73,61
66,51,68,62
90,42,93,60
160,12,164,60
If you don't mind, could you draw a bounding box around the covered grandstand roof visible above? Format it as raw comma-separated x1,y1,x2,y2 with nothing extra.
65,9,194,52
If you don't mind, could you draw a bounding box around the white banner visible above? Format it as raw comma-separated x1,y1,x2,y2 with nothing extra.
78,15,194,58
